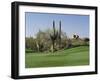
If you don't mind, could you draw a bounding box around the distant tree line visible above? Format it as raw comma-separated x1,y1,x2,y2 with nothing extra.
26,21,89,53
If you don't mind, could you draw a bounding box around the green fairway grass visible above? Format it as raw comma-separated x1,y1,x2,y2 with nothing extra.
25,46,89,68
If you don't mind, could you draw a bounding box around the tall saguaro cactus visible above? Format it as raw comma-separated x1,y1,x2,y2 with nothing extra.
50,20,58,52
58,21,61,49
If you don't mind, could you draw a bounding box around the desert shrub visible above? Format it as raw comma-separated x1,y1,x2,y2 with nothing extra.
71,38,89,47
25,37,38,52
26,49,34,53
83,38,89,46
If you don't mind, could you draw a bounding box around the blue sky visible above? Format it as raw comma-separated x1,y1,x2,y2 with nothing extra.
25,12,89,38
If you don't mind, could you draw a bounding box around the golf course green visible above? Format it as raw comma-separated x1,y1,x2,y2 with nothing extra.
25,46,89,68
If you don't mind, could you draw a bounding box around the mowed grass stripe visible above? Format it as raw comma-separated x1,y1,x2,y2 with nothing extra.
25,46,89,68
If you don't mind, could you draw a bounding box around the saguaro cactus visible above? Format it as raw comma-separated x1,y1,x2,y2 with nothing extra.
50,20,58,52
58,21,61,49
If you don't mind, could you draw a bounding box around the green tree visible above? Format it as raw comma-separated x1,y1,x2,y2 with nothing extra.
25,37,37,52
